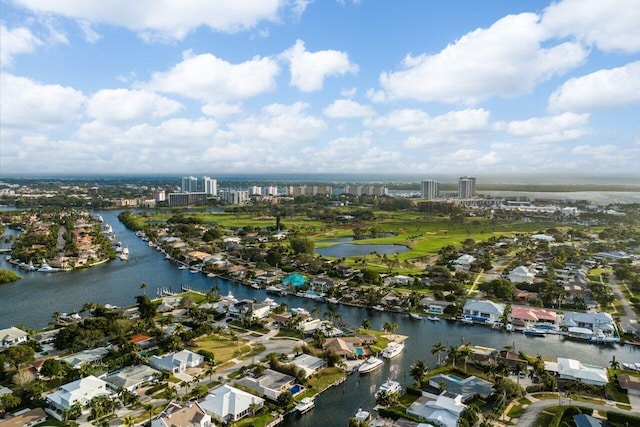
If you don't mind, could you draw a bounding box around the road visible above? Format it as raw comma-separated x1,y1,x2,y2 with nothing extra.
608,274,639,336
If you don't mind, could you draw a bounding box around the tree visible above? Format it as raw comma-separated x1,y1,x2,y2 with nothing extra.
610,356,620,370
135,295,156,320
375,389,398,407
249,402,260,421
140,282,148,296
5,344,35,370
410,359,428,385
0,394,21,416
447,346,460,368
459,345,473,373
289,236,315,255
361,318,371,330
40,358,63,378
121,415,136,427
277,391,293,408
431,342,446,366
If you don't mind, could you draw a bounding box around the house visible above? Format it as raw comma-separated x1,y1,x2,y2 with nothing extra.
453,254,476,270
238,369,296,401
562,312,615,334
60,347,109,369
547,358,608,386
0,327,28,349
228,300,271,320
406,391,466,427
495,350,528,369
384,275,412,286
427,374,494,401
323,337,368,359
291,354,327,378
572,414,605,427
508,266,536,284
45,375,112,418
509,307,557,329
104,364,160,392
530,234,555,242
200,384,264,424
0,408,48,427
618,375,640,396
149,350,205,373
462,300,504,324
151,401,212,427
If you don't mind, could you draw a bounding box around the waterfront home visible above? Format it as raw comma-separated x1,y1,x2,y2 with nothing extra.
45,375,112,419
200,384,264,424
0,407,47,427
151,401,212,427
0,327,28,349
104,364,160,392
618,375,640,396
323,337,369,359
60,347,109,369
238,368,296,401
228,300,272,320
508,266,536,284
462,300,504,324
291,354,327,378
544,358,608,386
467,345,495,365
406,391,466,427
495,350,528,369
562,311,616,334
310,276,335,292
427,374,494,401
149,350,204,373
509,307,557,329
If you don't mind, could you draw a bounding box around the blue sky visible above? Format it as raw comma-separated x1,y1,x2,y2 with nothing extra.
1,0,639,177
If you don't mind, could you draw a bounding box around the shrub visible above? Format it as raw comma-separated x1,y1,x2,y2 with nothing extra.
606,411,640,425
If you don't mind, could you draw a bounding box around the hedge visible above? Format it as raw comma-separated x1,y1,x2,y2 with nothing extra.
606,411,640,425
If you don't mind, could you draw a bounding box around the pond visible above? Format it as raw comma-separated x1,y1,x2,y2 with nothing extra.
316,243,410,257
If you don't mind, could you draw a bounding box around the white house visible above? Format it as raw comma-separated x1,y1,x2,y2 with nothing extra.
151,402,212,427
60,347,109,369
407,391,466,427
200,384,264,424
508,266,536,284
104,364,160,392
238,369,296,401
554,358,608,386
0,327,28,349
562,312,615,333
291,354,327,378
149,350,204,373
45,375,112,418
462,300,504,324
453,254,476,269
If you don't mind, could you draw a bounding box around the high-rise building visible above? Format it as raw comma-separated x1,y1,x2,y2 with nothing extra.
181,176,199,193
421,179,439,199
203,177,217,195
458,176,476,198
264,186,278,196
153,189,166,202
219,190,249,205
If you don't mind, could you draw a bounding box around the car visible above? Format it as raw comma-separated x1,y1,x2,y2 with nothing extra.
225,318,234,323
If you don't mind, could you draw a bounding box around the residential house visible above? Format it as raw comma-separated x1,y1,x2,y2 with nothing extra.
45,375,112,418
200,384,264,424
545,358,608,386
453,254,476,270
427,374,494,401
508,266,536,284
0,408,48,427
291,354,327,378
149,350,205,373
60,347,109,369
406,391,466,427
323,337,368,359
104,365,160,392
562,312,616,334
0,327,28,349
509,307,557,329
238,369,296,401
151,402,212,427
618,375,640,397
462,300,505,324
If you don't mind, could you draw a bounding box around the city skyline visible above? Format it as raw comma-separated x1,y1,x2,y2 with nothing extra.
1,0,639,176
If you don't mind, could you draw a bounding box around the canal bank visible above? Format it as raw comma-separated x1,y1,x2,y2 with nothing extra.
1,209,638,426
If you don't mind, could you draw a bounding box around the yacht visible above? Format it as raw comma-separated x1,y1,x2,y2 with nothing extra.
381,341,405,359
292,307,310,316
372,305,385,311
178,265,189,270
358,356,384,374
409,313,423,320
375,378,402,397
119,247,129,260
326,297,339,304
354,408,370,423
427,315,440,322
523,328,546,337
38,260,60,273
295,397,315,414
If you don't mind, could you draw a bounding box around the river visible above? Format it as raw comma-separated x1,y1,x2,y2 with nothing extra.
1,209,638,426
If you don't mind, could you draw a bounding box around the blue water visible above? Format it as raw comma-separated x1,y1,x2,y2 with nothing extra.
448,374,463,382
290,385,302,395
355,348,364,356
316,243,410,257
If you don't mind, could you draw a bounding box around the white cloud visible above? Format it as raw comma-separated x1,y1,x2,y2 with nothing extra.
549,62,640,112
571,144,632,164
1,73,85,127
341,87,357,98
228,102,326,143
380,13,587,103
323,99,376,118
143,50,279,103
504,112,590,142
86,89,183,124
77,20,102,43
542,0,640,53
11,0,286,41
281,40,359,92
0,23,42,66
201,103,243,119
367,108,490,134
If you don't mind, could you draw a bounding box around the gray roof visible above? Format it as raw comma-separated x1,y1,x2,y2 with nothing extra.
428,374,494,400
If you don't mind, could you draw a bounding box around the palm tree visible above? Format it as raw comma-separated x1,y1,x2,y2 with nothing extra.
459,345,473,373
513,362,525,385
121,414,136,427
410,359,428,385
143,402,155,426
382,322,392,334
431,342,446,366
610,356,620,370
361,318,371,330
249,402,260,422
447,346,460,368
140,282,148,296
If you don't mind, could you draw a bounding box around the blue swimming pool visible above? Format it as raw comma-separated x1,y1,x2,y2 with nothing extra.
448,374,463,382
355,348,364,355
290,385,302,395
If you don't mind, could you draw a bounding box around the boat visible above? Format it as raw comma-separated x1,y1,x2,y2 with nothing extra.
372,305,385,311
189,269,199,274
263,298,279,308
354,408,370,422
358,356,384,374
119,247,129,260
178,265,189,270
292,307,310,316
38,260,60,273
375,378,402,397
266,285,282,294
294,397,315,414
381,341,405,359
523,328,546,337
409,313,423,320
251,283,261,289
326,297,339,304
427,316,440,322
461,316,474,325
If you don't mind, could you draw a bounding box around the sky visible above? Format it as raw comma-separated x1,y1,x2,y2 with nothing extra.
1,0,639,178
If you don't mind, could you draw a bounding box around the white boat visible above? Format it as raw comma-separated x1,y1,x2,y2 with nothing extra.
372,305,385,311
410,313,422,320
292,307,310,316
375,378,402,397
38,260,60,272
427,316,440,322
381,341,405,359
178,265,189,270
263,298,279,308
326,297,339,304
295,397,315,414
189,269,199,274
354,408,370,422
359,356,384,374
251,283,261,289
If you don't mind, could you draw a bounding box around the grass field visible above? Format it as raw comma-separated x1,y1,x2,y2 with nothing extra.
191,334,251,363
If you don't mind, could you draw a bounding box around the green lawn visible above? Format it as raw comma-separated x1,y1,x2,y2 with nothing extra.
301,367,346,397
507,405,525,419
192,334,251,363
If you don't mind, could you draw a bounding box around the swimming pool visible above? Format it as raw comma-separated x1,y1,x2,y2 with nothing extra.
290,384,303,395
447,374,464,382
355,348,364,356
